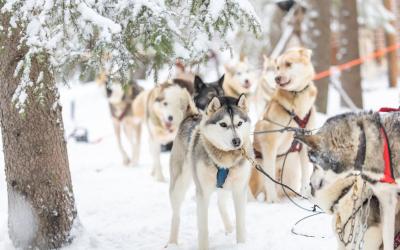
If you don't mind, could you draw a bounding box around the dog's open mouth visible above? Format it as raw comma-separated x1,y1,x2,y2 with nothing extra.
164,122,174,132
243,82,251,89
277,80,291,87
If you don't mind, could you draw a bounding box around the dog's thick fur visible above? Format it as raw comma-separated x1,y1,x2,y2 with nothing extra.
168,95,252,249
103,77,144,166
223,57,257,98
134,79,195,181
193,75,225,110
251,48,318,202
255,55,276,116
298,111,400,250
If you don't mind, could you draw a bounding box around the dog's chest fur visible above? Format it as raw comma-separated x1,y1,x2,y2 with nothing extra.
189,130,250,189
272,82,317,119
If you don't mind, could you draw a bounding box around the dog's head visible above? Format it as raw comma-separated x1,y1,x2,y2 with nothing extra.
274,48,315,91
201,94,250,151
151,83,197,133
105,80,138,104
224,57,257,94
296,112,372,198
193,75,225,110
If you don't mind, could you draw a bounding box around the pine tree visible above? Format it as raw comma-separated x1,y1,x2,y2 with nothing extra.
0,1,260,248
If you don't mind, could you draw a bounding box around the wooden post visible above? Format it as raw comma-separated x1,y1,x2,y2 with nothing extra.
384,0,398,87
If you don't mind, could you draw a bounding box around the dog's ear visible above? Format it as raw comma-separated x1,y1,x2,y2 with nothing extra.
218,74,225,87
224,64,235,75
206,96,221,115
299,48,312,61
237,94,248,112
239,54,248,63
194,75,204,92
295,134,321,150
184,90,198,116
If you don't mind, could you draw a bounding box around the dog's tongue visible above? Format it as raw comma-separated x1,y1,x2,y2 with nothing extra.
165,122,174,132
244,82,251,89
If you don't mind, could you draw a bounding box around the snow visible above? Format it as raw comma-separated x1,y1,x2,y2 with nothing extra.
7,188,38,249
0,72,399,249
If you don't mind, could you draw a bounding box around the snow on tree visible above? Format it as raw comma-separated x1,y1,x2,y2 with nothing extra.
0,1,260,248
1,0,261,111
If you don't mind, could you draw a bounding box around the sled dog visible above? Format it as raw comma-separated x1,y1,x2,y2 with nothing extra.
251,48,317,202
255,55,276,116
297,111,400,250
193,75,225,110
134,79,194,181
223,57,257,98
168,95,252,249
102,76,144,166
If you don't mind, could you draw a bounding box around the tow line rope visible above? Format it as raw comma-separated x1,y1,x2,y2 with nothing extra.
243,117,328,239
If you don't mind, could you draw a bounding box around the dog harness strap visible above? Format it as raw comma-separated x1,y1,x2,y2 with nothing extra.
117,104,131,121
216,166,229,188
379,107,400,112
377,107,397,184
379,126,396,184
293,110,312,129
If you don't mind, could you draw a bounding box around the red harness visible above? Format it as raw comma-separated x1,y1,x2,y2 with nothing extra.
285,109,312,154
253,109,312,159
378,107,399,184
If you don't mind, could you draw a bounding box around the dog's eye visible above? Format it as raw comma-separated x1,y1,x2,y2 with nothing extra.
285,62,292,67
220,122,227,128
163,102,168,106
277,66,280,70
236,72,242,76
237,121,243,127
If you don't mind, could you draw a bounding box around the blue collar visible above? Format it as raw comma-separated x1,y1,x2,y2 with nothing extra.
216,166,229,188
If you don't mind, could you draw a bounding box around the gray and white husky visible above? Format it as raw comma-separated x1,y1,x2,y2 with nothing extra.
297,111,400,250
168,95,252,250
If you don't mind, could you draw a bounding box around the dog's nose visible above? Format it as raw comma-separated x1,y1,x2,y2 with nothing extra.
275,76,281,83
106,88,112,97
232,138,241,147
245,79,249,84
168,116,173,122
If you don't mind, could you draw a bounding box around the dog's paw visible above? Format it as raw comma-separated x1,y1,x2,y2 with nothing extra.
154,175,167,183
237,242,247,249
122,157,130,166
164,243,179,249
225,224,234,235
265,192,279,203
130,159,139,167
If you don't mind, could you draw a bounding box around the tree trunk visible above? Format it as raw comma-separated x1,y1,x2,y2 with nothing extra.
338,0,363,108
383,0,398,87
0,13,77,249
303,0,331,113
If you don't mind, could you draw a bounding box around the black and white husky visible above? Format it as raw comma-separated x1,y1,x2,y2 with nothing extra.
167,95,252,249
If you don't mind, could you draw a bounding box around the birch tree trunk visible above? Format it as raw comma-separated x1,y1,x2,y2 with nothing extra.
338,0,363,108
304,0,331,113
0,12,77,250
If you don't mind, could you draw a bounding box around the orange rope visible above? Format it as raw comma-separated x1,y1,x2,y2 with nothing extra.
313,43,400,81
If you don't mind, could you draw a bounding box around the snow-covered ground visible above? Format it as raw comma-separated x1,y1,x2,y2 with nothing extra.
0,75,399,250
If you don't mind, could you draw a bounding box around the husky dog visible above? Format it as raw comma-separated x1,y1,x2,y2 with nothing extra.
193,75,225,110
223,57,257,98
250,48,317,202
255,55,276,116
168,95,252,249
134,79,195,181
102,77,144,166
297,111,400,250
